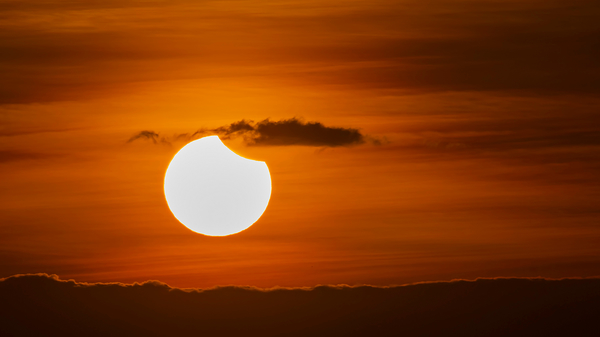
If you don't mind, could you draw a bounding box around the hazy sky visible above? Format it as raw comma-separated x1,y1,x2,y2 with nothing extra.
1,0,599,288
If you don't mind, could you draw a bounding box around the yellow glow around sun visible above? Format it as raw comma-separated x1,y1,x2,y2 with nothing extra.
164,136,271,236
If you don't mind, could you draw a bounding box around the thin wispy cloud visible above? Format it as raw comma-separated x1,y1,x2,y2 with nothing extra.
2,1,598,104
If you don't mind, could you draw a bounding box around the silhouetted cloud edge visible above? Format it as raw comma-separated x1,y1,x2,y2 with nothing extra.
2,273,599,337
2,273,599,292
128,118,382,147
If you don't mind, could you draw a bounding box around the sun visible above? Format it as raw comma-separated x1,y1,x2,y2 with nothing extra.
164,136,271,236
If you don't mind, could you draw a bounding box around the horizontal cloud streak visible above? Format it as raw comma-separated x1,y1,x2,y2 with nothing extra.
1,0,599,104
1,274,599,336
212,118,367,146
0,150,52,163
130,118,373,147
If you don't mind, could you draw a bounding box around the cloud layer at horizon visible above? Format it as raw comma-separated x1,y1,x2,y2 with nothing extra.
1,273,599,337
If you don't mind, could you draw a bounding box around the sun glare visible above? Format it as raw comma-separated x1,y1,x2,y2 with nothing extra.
164,136,271,236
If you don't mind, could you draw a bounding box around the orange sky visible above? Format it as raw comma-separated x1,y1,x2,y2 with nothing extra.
1,0,600,288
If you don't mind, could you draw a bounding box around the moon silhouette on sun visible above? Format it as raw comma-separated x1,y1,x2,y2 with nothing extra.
164,136,272,236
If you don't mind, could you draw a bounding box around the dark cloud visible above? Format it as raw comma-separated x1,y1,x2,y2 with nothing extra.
1,273,599,337
213,118,366,147
127,130,164,144
129,118,372,147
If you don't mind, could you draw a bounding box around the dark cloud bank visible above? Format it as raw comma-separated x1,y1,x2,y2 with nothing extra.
1,274,599,337
129,118,374,147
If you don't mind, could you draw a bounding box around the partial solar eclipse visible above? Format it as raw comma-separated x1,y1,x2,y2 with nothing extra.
164,136,271,236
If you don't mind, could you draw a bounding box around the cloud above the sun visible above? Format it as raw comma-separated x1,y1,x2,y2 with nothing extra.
129,118,381,147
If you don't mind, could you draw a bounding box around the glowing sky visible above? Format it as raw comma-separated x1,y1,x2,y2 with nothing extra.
1,0,600,288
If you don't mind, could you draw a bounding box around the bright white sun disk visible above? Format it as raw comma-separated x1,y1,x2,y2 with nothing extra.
164,136,271,236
